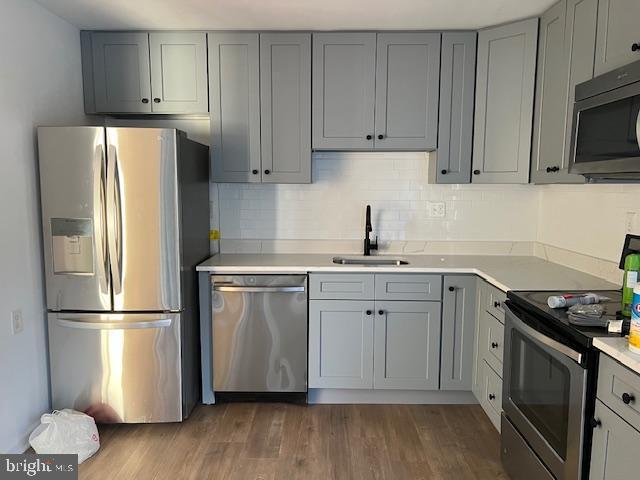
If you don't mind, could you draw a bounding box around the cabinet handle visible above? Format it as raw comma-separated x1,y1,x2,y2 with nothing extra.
153,98,161,103
546,167,552,173
632,43,640,52
366,310,372,316
473,170,480,175
378,134,384,140
552,166,560,172
378,310,384,315
441,169,448,175
488,394,496,400
141,98,149,104
264,169,271,175
622,392,635,404
491,342,499,349
448,286,455,292
494,301,501,308
252,169,259,175
590,418,602,428
366,135,373,140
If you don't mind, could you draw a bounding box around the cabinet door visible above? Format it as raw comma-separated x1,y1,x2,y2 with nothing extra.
472,19,538,184
437,32,476,184
590,399,640,479
209,33,261,183
373,301,441,390
441,276,477,391
91,32,151,113
149,32,208,114
563,0,597,178
531,1,570,183
260,33,311,184
594,0,640,75
312,33,376,150
373,33,441,150
308,300,374,389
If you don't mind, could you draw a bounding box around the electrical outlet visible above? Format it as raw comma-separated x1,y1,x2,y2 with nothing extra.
11,309,23,335
427,201,446,218
626,211,637,233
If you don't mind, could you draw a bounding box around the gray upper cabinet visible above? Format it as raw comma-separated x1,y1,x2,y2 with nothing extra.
472,18,538,183
373,300,441,390
90,32,152,114
312,33,377,150
531,0,592,184
437,32,477,184
149,32,208,114
209,33,261,183
260,33,311,183
594,0,640,75
590,399,640,479
374,33,441,150
441,275,477,391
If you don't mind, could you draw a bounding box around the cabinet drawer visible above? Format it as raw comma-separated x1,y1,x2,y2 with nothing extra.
485,313,504,375
597,354,640,432
485,284,507,323
374,274,442,301
309,274,374,300
482,360,502,431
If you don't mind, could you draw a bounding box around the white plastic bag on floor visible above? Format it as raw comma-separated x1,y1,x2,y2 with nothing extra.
29,409,100,463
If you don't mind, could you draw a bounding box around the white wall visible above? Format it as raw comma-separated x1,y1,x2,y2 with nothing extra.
0,0,85,453
217,152,539,245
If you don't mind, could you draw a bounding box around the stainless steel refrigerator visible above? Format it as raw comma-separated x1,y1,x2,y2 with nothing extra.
37,127,209,423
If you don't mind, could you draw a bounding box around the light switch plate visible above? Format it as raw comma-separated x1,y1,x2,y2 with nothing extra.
427,201,446,218
11,309,23,335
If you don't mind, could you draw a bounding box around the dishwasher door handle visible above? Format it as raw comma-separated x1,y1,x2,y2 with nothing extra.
213,285,306,293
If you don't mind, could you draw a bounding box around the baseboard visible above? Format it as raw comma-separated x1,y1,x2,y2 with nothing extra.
308,389,477,404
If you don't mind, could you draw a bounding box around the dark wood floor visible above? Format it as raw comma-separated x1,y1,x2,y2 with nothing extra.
79,403,508,480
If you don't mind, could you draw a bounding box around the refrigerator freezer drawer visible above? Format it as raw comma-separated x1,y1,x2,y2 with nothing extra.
48,312,183,423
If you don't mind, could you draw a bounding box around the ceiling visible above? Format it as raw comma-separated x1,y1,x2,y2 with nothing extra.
35,0,556,30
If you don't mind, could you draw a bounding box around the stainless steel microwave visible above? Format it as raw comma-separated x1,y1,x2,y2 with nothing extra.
569,59,640,179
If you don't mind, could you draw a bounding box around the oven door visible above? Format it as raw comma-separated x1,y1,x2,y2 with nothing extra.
503,304,587,480
570,81,640,177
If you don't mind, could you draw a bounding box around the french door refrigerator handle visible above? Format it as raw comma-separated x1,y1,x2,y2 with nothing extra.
93,144,108,294
107,144,123,295
57,315,172,330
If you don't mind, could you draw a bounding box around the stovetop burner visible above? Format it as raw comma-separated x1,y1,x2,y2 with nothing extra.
506,289,628,348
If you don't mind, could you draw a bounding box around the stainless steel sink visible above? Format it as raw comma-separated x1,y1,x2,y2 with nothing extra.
332,256,409,266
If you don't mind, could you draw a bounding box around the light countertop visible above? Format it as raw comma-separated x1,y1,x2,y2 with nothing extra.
594,337,640,375
197,254,618,292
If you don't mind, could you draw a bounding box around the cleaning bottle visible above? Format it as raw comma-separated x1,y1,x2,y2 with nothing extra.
622,253,640,317
629,284,640,354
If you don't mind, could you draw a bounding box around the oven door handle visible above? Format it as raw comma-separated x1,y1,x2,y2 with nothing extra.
505,305,583,365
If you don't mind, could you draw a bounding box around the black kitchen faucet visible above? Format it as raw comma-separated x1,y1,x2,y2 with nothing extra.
364,205,378,256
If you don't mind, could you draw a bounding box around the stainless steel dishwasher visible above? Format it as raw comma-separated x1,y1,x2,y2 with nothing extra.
211,275,308,392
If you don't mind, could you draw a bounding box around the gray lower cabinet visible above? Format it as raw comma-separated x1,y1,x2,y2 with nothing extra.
373,33,441,150
440,275,477,390
531,0,593,184
312,33,377,150
148,32,208,114
84,31,208,114
209,33,261,183
590,399,639,478
308,300,374,389
436,32,477,184
89,32,152,114
260,33,311,183
594,0,640,75
472,18,538,184
373,300,441,390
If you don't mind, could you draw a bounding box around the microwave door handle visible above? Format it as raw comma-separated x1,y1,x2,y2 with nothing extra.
93,144,108,294
106,144,122,296
505,305,583,365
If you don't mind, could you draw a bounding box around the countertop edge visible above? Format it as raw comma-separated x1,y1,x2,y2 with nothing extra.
593,337,640,375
